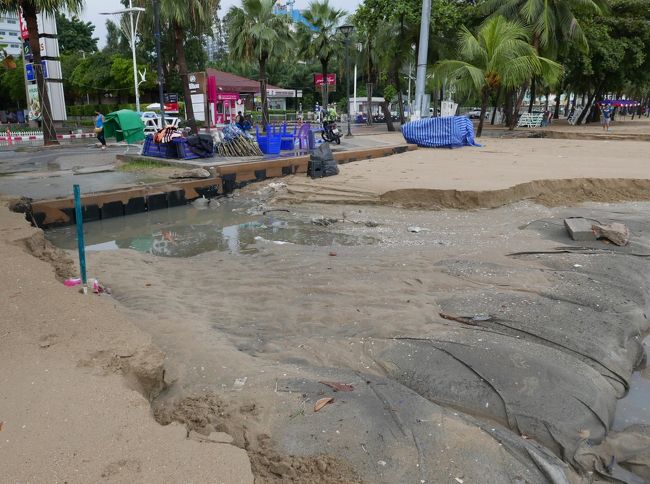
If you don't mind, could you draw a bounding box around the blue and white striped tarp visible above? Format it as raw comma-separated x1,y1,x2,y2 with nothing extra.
401,116,481,148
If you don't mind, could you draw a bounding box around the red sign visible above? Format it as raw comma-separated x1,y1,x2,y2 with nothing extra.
314,73,336,87
216,92,240,101
164,103,179,113
18,10,29,40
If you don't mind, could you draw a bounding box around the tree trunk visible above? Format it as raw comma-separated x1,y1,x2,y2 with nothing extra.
544,89,550,111
510,81,529,129
394,67,405,125
528,78,536,113
381,101,394,131
491,86,502,125
23,2,58,145
554,90,562,119
577,90,595,125
174,23,197,134
259,55,269,128
477,89,490,137
366,41,372,126
504,88,514,128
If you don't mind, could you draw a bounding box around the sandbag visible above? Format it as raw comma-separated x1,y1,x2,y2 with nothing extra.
308,143,338,178
186,134,215,158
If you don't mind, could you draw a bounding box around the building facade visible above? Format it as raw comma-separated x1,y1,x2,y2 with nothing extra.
0,12,22,56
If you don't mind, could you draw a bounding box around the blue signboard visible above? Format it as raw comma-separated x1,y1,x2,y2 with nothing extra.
25,61,48,81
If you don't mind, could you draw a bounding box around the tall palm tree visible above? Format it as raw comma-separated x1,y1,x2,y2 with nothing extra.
482,0,606,120
481,0,607,52
434,16,562,137
228,0,292,127
152,0,218,134
0,0,84,145
299,0,346,108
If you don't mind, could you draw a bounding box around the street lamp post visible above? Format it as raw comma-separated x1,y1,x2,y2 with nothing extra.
100,1,145,113
338,24,354,138
153,0,166,126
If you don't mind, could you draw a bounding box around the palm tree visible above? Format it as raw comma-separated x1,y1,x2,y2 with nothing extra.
481,0,606,52
434,16,562,137
482,0,605,121
299,0,346,108
227,0,292,127
0,0,84,145
153,0,218,134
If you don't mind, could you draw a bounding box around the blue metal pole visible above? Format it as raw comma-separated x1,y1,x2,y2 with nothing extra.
73,184,88,294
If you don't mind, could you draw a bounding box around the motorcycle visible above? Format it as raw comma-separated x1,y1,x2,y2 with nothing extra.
321,120,342,144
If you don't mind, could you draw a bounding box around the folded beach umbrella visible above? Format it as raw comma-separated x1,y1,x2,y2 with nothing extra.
103,109,146,144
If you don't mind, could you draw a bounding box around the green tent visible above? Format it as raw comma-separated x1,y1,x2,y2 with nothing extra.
103,109,145,144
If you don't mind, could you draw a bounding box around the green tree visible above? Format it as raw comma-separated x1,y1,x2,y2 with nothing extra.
55,13,98,54
69,51,115,104
434,16,561,136
148,0,218,133
0,0,84,145
0,57,27,108
227,0,292,126
299,0,346,108
103,19,130,56
481,0,607,52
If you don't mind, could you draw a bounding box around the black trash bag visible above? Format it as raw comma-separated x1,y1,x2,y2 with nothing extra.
308,142,338,178
185,134,215,158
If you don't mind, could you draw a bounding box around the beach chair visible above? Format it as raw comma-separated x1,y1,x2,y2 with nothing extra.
517,113,532,128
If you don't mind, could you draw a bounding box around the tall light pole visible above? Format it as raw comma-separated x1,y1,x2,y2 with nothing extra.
338,24,354,138
153,0,166,125
101,2,145,113
413,0,431,119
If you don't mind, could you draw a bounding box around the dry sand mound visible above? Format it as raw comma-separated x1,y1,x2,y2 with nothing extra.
0,203,253,483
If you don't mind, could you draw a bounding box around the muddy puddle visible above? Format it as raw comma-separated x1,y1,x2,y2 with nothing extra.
614,335,650,431
46,197,379,257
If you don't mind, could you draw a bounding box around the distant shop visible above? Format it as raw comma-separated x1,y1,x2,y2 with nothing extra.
189,69,300,126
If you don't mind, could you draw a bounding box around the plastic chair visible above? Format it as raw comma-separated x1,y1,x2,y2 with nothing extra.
296,123,311,150
280,122,296,150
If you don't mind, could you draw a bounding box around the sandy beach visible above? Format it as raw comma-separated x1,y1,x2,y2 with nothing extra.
3,126,650,483
0,206,253,483
276,135,650,208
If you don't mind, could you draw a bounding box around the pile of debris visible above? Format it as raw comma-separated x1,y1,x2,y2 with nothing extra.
214,125,262,157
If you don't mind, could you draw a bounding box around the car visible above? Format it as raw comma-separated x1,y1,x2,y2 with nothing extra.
466,109,488,119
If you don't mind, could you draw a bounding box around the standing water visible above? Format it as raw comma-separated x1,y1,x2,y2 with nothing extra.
45,197,378,257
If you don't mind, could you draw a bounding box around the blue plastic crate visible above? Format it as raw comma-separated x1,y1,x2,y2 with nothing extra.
142,135,176,159
173,138,201,159
258,135,282,155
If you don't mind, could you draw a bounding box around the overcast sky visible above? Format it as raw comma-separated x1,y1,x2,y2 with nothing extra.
79,0,359,48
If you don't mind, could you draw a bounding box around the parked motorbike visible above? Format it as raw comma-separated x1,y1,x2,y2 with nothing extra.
321,120,342,144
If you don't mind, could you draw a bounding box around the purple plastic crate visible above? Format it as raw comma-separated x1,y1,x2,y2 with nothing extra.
142,135,176,159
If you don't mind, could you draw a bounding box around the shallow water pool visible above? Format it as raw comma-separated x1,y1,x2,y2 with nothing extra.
46,198,378,257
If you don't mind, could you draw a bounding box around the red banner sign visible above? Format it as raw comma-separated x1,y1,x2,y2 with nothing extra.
314,73,336,87
19,10,29,40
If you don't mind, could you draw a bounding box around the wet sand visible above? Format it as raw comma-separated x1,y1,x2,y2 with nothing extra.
82,193,650,482
5,128,650,482
0,204,253,483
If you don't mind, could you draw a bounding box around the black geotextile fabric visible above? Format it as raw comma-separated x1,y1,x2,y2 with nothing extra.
272,209,650,483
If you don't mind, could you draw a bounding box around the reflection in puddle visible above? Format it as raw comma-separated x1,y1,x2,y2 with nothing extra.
47,200,378,258
613,336,650,430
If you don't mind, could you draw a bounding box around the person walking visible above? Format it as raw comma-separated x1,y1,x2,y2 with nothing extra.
95,111,106,150
601,104,613,132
